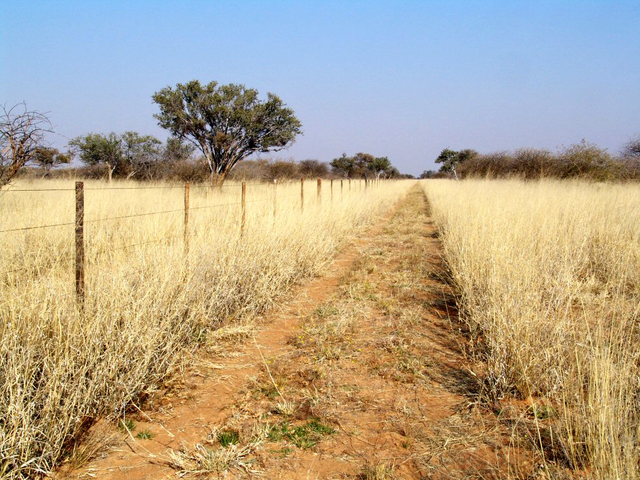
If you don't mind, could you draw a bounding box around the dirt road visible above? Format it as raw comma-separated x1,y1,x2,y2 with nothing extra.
61,186,528,479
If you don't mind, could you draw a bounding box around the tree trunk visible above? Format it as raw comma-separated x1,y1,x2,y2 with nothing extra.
211,171,227,188
106,163,114,183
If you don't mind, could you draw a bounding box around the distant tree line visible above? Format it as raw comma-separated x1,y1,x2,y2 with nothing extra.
422,137,640,181
3,79,413,185
329,153,401,179
10,125,407,182
18,144,407,182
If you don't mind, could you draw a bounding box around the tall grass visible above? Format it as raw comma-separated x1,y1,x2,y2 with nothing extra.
423,179,640,478
0,179,410,479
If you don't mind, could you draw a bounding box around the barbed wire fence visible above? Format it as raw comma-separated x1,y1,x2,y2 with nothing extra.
1,177,382,304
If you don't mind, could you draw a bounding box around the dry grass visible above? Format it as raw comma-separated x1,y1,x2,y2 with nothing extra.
167,441,262,477
423,179,640,478
359,462,396,479
0,178,410,479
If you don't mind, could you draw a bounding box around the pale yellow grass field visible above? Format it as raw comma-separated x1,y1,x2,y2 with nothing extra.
423,179,640,479
0,178,410,479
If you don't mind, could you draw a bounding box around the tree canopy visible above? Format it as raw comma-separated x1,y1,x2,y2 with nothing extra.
70,131,161,180
33,147,70,173
152,80,302,185
434,148,478,179
419,170,437,179
622,135,640,159
163,136,196,162
330,152,397,179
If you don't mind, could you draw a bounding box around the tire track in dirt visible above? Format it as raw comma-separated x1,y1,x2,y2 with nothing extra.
59,185,534,479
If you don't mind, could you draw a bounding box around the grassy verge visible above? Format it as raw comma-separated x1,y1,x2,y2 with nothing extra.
423,179,640,478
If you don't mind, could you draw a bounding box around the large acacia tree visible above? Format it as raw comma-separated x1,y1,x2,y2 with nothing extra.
152,80,302,185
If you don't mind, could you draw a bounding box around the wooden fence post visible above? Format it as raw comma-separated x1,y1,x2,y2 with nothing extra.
273,178,278,220
184,182,190,256
75,181,85,304
330,179,333,202
300,177,304,213
341,179,343,196
241,181,246,237
317,178,322,204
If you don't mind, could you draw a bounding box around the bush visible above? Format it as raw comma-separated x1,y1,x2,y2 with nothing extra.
512,148,555,179
265,159,300,181
298,159,328,178
621,135,640,160
26,158,342,184
458,151,512,179
166,160,210,183
457,141,638,182
555,140,617,180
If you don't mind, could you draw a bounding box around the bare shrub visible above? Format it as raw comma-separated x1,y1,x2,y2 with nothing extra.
555,140,617,180
298,159,328,178
458,151,512,178
0,103,53,188
265,159,299,181
458,142,633,181
621,135,640,159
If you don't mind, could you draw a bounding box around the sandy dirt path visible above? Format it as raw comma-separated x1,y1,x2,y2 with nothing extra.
60,185,532,479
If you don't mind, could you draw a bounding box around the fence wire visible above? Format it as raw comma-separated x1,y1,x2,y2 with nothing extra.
1,181,370,291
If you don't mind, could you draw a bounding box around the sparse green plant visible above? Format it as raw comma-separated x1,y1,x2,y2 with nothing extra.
217,429,240,447
135,429,154,440
118,419,136,433
270,447,294,458
266,419,334,449
528,404,556,420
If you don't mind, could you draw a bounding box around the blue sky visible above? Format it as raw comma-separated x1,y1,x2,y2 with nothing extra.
1,0,639,175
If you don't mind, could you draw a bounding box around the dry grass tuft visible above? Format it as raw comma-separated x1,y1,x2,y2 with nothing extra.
167,441,262,477
65,423,123,471
359,462,395,480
